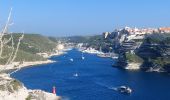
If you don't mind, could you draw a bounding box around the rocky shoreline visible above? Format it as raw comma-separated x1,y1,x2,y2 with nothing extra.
125,62,141,70
112,61,169,73
0,74,61,100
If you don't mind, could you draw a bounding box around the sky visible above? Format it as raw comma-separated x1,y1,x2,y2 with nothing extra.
0,0,170,36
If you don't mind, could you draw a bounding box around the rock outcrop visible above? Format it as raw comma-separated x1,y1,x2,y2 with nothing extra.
0,74,60,100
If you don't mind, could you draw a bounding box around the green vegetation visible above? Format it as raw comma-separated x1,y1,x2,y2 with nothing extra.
152,57,166,67
0,46,46,64
137,33,170,69
65,35,114,52
125,52,144,63
151,57,170,67
0,33,57,65
7,34,57,54
64,36,92,43
9,79,22,92
48,36,59,43
145,33,170,44
25,94,32,100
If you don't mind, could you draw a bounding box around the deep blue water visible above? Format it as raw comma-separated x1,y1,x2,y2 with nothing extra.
11,49,170,100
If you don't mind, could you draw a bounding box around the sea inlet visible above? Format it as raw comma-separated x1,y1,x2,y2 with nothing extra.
11,49,170,100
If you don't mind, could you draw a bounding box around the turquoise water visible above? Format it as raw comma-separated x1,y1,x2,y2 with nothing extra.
11,49,170,100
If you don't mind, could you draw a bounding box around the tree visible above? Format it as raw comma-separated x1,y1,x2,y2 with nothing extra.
0,8,24,73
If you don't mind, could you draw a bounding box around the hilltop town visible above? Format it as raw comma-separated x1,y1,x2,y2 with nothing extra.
64,26,170,72
103,26,170,41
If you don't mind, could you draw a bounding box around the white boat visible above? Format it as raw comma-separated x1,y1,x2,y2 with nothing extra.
82,54,85,60
70,58,74,62
115,86,132,94
82,56,85,60
73,73,78,77
82,47,103,54
81,53,85,60
112,56,118,59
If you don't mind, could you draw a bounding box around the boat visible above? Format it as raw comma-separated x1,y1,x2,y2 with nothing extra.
82,47,103,54
97,53,110,58
112,56,118,59
81,53,85,60
73,73,78,77
82,56,85,60
115,86,132,94
70,58,74,62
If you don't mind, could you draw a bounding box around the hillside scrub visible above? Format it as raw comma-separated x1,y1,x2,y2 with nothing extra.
5,33,57,54
125,52,144,63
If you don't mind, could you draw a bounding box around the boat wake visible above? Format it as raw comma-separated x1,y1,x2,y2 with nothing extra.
94,81,132,94
94,81,114,90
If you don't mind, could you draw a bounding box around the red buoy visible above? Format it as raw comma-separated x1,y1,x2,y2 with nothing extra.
52,86,56,94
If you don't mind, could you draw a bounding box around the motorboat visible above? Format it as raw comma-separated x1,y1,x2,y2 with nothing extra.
116,86,132,94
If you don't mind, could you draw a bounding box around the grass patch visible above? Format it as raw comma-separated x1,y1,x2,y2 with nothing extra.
25,94,32,100
125,52,144,63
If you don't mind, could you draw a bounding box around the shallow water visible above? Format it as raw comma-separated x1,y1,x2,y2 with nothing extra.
11,49,170,100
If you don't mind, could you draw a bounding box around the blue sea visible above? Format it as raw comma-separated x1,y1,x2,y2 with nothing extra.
11,49,170,100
